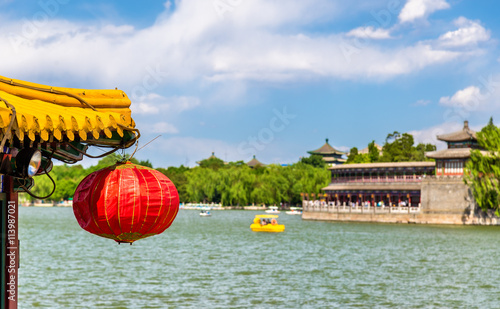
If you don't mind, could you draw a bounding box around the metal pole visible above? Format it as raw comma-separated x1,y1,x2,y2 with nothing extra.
2,176,18,309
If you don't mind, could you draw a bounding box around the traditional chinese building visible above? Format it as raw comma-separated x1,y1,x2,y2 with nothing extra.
303,121,493,225
246,155,265,168
426,121,486,176
196,152,227,165
308,138,346,166
323,161,435,207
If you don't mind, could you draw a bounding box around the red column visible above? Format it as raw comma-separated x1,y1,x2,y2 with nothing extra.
4,176,18,309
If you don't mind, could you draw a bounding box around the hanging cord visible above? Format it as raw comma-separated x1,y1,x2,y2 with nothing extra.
0,77,97,111
67,143,121,159
67,125,141,159
128,134,161,162
0,96,16,150
17,151,56,199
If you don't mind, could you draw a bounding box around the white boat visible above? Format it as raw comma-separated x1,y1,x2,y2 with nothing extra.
265,206,280,214
199,210,212,217
286,207,303,215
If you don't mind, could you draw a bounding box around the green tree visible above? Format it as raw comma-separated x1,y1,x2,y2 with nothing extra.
198,157,225,170
346,147,370,164
300,154,326,168
368,140,380,162
464,118,500,214
380,132,435,162
346,147,359,163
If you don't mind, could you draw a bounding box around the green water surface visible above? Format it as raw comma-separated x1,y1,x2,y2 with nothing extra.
18,207,500,308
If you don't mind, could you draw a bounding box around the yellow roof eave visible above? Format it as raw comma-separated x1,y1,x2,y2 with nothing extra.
0,76,136,144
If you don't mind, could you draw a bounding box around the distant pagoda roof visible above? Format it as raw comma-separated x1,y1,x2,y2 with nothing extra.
324,156,346,163
308,138,346,155
437,121,477,142
196,152,227,165
247,155,265,168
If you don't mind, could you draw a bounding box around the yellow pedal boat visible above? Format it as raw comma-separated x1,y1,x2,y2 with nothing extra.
250,215,285,233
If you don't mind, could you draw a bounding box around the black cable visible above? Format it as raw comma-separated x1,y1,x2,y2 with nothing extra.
17,163,56,199
18,151,57,199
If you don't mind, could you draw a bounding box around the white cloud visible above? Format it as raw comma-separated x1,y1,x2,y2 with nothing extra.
152,122,179,134
414,99,431,106
131,102,160,115
346,26,391,39
438,17,490,48
399,0,450,23
410,121,482,149
439,86,481,107
0,0,473,90
130,94,200,115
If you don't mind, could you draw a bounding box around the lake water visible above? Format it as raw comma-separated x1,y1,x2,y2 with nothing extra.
19,207,500,308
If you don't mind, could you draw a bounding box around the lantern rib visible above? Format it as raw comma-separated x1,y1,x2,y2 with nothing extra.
137,168,151,235
142,170,164,235
103,169,116,237
129,168,138,234
152,173,178,234
116,169,124,237
163,195,179,230
158,181,175,231
90,171,111,236
159,181,179,233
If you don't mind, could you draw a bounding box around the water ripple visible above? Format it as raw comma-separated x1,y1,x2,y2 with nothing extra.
18,208,500,308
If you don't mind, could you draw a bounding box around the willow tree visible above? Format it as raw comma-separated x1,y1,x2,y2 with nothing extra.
464,118,500,214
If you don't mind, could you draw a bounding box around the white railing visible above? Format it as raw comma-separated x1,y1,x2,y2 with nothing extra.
302,200,421,214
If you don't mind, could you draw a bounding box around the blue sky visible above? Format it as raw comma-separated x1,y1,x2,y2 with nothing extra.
1,0,499,168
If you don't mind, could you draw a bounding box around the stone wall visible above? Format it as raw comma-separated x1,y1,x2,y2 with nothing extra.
420,176,470,216
302,211,469,224
304,176,500,225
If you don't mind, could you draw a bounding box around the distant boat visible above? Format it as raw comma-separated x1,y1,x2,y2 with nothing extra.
286,207,302,215
250,214,285,233
265,206,280,214
200,210,212,217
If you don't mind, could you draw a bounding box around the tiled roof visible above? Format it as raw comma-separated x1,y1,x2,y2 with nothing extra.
308,138,346,155
0,75,135,144
425,148,488,159
247,155,265,167
0,75,137,164
329,161,435,170
437,121,477,142
323,183,422,191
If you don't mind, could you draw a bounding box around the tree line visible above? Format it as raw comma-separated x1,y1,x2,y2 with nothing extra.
346,132,436,164
24,153,329,207
24,129,441,206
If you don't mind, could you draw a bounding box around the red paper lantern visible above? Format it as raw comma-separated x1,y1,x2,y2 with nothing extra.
73,162,179,244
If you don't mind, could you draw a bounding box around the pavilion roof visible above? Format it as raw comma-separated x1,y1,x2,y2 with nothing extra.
328,161,435,170
247,155,265,167
425,148,488,159
308,138,346,155
324,156,346,163
437,121,477,142
323,183,422,191
0,75,137,163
